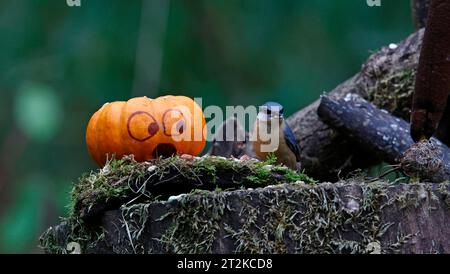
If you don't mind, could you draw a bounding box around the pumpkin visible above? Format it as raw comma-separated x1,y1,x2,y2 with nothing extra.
86,95,206,166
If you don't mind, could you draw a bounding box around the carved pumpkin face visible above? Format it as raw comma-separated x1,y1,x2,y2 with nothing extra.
86,96,206,166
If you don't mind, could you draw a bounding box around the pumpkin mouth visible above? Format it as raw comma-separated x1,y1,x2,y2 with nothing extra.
152,143,177,158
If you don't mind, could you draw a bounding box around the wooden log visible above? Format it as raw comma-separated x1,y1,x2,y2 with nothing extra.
411,0,450,141
411,0,430,29
41,181,450,254
317,94,450,183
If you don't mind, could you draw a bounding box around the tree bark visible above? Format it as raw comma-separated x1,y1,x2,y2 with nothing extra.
42,181,450,254
410,0,450,142
317,94,450,183
411,0,430,29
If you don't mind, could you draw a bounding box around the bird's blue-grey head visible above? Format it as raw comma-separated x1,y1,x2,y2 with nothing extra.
258,102,285,122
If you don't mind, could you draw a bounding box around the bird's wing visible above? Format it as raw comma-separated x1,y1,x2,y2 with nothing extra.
283,123,301,162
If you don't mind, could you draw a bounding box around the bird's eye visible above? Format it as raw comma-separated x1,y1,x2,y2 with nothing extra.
266,109,272,115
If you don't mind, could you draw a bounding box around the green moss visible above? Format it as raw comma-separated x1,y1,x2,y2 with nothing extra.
39,227,63,254
117,203,153,254
264,153,278,165
152,180,416,254
393,190,421,209
71,155,315,218
158,192,228,254
71,156,147,215
367,67,416,120
224,182,391,254
39,217,105,254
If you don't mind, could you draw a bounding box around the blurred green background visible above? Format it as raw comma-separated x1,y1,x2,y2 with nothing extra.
0,0,413,253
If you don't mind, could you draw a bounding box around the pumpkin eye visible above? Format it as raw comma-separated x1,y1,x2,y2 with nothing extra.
148,122,159,136
177,121,185,134
162,109,187,137
127,111,159,142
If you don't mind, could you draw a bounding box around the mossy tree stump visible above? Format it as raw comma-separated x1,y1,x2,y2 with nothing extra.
41,156,450,254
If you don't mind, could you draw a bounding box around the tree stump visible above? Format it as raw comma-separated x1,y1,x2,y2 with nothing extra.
40,156,450,254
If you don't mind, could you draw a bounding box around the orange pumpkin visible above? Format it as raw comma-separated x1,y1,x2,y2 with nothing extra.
86,95,206,166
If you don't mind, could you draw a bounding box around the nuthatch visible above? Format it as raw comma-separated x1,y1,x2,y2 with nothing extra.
251,102,301,170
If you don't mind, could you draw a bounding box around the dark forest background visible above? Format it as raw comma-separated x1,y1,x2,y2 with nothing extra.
0,0,413,253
